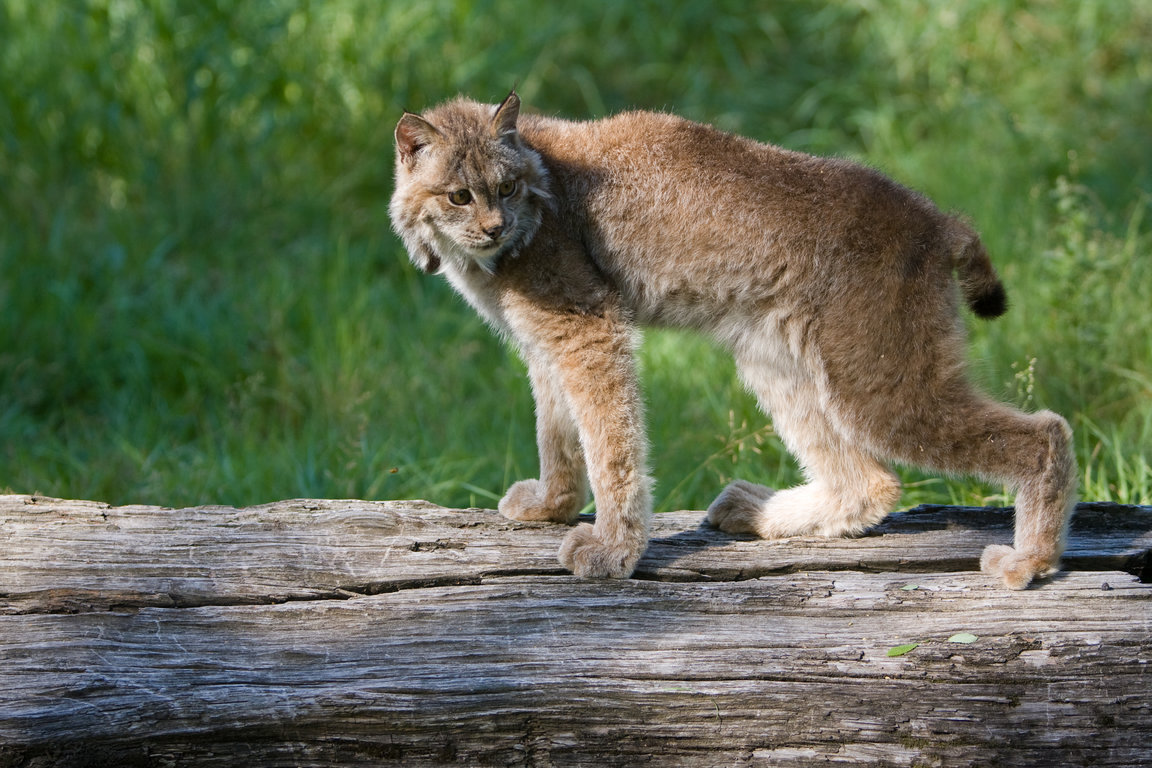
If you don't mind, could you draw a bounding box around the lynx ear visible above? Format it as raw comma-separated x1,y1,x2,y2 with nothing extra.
395,112,441,165
491,91,520,139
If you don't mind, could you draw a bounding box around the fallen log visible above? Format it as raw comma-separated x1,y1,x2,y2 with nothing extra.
0,494,1149,767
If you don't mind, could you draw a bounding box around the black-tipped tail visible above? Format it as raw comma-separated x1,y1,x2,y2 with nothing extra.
948,217,1008,319
969,281,1008,319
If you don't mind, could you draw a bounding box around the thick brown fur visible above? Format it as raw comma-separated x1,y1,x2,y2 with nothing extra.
389,92,1076,588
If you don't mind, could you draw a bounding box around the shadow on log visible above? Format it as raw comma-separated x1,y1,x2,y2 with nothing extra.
1,495,1150,767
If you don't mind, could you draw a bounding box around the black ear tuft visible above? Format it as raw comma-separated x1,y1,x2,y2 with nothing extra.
491,90,520,138
396,112,441,164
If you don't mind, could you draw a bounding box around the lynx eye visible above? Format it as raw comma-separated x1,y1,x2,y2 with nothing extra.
497,180,517,197
447,189,473,206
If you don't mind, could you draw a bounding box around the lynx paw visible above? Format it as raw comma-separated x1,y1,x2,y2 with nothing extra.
707,480,775,536
498,479,581,523
557,523,643,579
980,544,1058,590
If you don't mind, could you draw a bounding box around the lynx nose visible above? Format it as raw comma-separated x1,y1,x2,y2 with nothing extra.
483,223,505,239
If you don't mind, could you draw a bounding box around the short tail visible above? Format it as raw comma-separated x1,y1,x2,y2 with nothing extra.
947,216,1007,319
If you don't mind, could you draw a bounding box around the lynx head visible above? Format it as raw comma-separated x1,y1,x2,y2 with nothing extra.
389,91,550,274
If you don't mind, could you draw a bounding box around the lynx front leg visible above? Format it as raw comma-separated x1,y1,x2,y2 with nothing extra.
555,358,652,579
499,358,587,524
509,303,652,579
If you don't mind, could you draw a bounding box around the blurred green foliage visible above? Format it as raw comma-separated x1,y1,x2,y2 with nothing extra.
1,0,1150,508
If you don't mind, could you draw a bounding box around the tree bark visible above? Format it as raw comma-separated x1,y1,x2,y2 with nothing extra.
1,495,1149,767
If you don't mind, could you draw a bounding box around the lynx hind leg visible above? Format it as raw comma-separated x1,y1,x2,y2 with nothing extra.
707,479,775,535
709,364,903,540
975,410,1076,589
867,393,1076,589
709,449,902,540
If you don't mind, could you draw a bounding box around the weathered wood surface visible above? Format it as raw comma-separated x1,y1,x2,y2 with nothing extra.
1,494,1150,767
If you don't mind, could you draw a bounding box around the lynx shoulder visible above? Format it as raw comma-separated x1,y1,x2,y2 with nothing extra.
390,92,1075,589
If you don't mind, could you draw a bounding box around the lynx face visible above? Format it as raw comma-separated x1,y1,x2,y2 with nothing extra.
427,173,530,266
390,95,550,274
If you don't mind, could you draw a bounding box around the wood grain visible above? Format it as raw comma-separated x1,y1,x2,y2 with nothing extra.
1,495,1149,767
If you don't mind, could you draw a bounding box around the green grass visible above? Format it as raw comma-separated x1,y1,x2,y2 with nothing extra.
2,1,1150,511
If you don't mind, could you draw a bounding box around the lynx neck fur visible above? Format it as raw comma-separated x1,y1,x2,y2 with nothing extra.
390,91,1076,589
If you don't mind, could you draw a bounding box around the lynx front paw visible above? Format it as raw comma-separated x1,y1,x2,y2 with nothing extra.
498,479,582,523
706,480,775,536
980,544,1059,590
557,523,643,579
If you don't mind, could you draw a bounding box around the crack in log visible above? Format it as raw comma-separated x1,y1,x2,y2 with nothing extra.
3,569,578,615
6,546,1150,615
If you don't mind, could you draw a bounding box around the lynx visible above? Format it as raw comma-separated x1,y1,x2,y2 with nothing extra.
389,92,1076,589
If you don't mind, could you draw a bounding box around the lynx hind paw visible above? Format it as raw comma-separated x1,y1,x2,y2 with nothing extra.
558,523,643,579
980,544,1059,590
498,479,582,524
707,480,775,536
